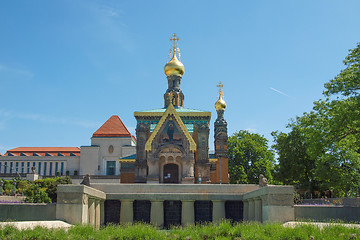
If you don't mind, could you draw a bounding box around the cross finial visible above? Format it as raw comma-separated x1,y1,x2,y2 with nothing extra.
217,81,224,98
170,33,179,52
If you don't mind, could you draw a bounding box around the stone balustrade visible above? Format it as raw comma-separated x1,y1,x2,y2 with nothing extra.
56,185,106,228
243,185,294,223
55,184,294,227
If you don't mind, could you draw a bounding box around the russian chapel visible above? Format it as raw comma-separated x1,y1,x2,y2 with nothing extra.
133,34,229,184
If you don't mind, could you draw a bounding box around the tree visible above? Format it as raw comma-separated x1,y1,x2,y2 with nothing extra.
272,128,316,191
324,42,360,98
24,184,52,203
228,130,275,184
272,42,360,197
313,43,360,197
321,42,360,152
34,176,72,202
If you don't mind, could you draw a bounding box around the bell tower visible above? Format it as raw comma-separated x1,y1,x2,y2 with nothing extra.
214,82,229,183
164,34,185,108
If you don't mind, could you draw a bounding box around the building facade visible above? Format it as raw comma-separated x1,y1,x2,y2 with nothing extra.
0,34,228,184
0,147,80,177
0,116,136,179
132,34,229,184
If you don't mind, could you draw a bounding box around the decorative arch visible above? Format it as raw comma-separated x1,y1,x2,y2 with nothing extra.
163,163,179,183
145,104,196,152
158,147,183,183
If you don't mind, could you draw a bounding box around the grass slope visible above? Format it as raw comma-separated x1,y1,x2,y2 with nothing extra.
0,221,359,240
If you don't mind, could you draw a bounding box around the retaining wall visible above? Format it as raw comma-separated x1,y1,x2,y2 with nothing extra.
0,203,56,221
295,205,360,222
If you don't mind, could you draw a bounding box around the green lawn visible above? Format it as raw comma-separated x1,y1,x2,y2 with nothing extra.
0,221,359,240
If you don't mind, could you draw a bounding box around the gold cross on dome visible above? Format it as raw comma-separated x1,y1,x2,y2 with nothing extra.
170,33,179,51
217,81,224,98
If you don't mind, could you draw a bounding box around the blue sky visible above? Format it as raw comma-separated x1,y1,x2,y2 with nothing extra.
1,0,360,154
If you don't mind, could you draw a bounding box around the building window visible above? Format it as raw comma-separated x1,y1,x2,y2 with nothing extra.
44,162,47,176
32,162,36,172
55,162,59,175
0,162,1,173
21,162,24,173
4,162,7,173
38,162,41,175
27,162,30,173
49,162,53,176
106,161,116,175
15,162,19,173
61,162,64,176
10,162,13,173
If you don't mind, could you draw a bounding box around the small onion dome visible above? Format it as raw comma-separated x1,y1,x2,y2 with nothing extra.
215,95,227,111
164,52,185,76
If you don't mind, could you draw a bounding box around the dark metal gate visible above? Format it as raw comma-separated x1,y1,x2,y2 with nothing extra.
104,200,121,224
133,200,151,223
164,200,182,228
225,201,243,222
195,200,213,223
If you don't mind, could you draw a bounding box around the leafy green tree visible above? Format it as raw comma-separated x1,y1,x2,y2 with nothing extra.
324,42,360,98
272,42,360,197
24,184,52,203
228,130,275,184
312,43,360,197
320,42,360,152
272,128,316,191
34,176,72,202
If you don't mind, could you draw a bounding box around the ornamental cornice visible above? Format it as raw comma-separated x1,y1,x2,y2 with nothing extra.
144,104,196,152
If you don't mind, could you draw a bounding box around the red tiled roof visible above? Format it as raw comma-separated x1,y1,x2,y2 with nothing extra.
92,115,132,138
4,147,80,157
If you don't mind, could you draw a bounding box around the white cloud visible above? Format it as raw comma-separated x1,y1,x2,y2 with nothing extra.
0,144,14,153
100,6,119,17
127,126,136,135
0,121,6,131
0,64,34,80
0,64,6,71
0,109,100,129
245,128,257,133
270,87,290,97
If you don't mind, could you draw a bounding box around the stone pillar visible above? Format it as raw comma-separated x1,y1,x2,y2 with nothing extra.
254,198,262,222
212,200,225,223
243,200,249,221
120,199,134,224
56,185,106,225
95,200,101,229
150,200,164,227
88,198,95,226
134,123,148,183
181,200,195,226
260,189,294,223
248,199,255,221
57,192,88,224
26,173,39,181
100,200,105,225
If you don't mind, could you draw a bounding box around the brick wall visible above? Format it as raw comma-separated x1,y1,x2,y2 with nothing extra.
120,172,135,183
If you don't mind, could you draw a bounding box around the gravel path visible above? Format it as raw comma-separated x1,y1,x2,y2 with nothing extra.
284,221,360,229
0,220,72,230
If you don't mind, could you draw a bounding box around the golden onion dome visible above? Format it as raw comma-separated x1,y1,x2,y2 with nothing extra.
164,52,185,76
215,95,227,111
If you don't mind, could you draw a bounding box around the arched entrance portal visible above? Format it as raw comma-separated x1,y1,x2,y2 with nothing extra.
163,164,179,183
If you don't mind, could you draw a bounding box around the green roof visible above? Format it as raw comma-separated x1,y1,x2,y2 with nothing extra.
209,153,216,159
149,122,194,133
120,154,136,159
137,107,208,113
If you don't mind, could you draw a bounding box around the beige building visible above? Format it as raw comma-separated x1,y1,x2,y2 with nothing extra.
0,115,136,179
